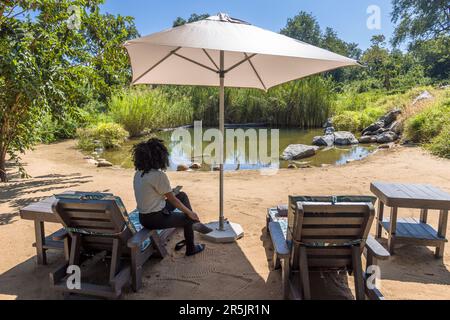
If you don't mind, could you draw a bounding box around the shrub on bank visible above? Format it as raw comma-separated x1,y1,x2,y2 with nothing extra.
404,91,450,158
77,122,129,151
427,123,450,158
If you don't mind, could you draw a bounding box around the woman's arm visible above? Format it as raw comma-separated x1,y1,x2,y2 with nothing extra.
165,192,200,222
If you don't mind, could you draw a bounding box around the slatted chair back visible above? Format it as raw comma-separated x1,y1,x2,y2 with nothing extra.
53,197,135,252
287,201,375,270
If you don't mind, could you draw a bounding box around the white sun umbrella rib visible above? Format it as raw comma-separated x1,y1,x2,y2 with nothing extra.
133,46,182,84
244,53,267,91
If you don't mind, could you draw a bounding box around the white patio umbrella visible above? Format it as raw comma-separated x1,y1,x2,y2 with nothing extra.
124,13,359,242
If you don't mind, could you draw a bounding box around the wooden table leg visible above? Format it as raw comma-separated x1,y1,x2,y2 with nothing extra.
34,220,47,265
420,209,428,223
436,210,448,258
376,200,384,238
387,207,398,254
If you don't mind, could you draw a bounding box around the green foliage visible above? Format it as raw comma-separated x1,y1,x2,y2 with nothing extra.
109,87,193,137
77,122,129,151
172,13,209,27
391,0,450,46
426,124,450,159
0,0,139,181
280,11,322,45
333,111,361,132
404,94,450,143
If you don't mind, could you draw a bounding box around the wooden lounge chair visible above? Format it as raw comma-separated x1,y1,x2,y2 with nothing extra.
268,196,389,300
49,194,173,299
266,195,377,270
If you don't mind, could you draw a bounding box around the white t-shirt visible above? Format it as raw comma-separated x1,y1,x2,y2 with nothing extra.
133,169,172,214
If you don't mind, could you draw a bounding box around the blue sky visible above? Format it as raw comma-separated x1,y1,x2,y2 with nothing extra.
100,0,396,50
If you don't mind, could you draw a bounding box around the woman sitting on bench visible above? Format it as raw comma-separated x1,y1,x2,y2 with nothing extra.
132,138,206,256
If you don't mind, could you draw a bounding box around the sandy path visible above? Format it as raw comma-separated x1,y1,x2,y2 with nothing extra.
0,140,449,300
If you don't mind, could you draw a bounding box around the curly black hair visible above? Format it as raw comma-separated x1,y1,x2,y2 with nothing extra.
132,138,170,175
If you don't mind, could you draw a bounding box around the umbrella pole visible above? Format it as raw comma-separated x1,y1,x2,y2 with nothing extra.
201,50,243,243
219,50,225,231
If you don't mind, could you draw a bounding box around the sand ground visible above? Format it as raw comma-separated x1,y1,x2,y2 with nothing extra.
0,140,449,300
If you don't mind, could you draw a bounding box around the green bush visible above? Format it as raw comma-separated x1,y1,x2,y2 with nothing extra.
332,111,361,132
404,102,449,143
426,123,450,158
77,122,129,151
404,91,450,158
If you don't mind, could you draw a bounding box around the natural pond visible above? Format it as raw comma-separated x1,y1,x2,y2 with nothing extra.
98,128,377,171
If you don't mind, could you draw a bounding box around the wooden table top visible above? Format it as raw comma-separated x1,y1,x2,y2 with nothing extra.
20,195,60,223
370,182,450,210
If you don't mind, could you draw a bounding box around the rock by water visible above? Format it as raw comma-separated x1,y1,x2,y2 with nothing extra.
281,144,319,160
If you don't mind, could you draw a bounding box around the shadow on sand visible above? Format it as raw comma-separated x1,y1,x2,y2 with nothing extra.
0,229,281,299
0,173,93,225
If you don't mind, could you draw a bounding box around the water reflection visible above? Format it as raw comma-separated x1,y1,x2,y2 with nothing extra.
99,128,376,171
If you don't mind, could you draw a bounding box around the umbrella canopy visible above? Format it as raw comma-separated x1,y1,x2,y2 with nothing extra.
124,13,359,241
124,13,359,90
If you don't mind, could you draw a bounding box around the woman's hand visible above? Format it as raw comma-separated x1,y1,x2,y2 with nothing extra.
165,192,200,222
186,211,200,222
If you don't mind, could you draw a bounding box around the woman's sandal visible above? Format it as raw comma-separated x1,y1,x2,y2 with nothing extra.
186,244,205,256
174,240,186,251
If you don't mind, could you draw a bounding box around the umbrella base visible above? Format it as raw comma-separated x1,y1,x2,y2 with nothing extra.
201,220,244,243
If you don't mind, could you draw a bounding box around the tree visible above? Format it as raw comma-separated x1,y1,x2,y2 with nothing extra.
392,0,450,46
280,11,322,45
0,0,138,182
173,13,209,27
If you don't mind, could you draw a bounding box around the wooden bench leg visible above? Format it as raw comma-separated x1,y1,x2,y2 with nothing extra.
130,247,142,292
109,239,122,283
352,245,365,300
34,220,47,265
272,251,281,270
376,200,384,239
282,258,290,300
150,231,167,258
420,209,428,224
299,246,310,300
387,207,398,254
436,210,448,258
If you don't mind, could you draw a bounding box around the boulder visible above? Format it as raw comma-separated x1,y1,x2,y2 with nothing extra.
212,166,221,171
324,126,335,135
323,118,333,128
376,131,398,143
333,131,358,145
176,164,189,171
97,160,113,167
412,90,433,105
362,121,383,135
281,144,319,160
380,108,402,127
312,135,334,147
388,120,402,135
287,163,297,169
189,163,202,169
358,135,377,143
378,143,393,149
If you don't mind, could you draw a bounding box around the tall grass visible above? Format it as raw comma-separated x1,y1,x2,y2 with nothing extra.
404,88,450,159
107,77,335,135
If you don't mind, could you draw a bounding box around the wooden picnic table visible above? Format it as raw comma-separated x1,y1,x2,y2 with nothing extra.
19,195,68,265
370,182,450,258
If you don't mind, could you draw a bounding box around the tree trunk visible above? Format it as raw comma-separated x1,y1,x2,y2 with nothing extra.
0,151,7,182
